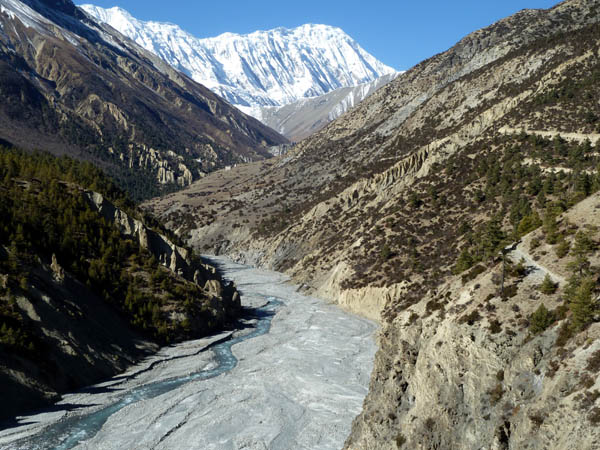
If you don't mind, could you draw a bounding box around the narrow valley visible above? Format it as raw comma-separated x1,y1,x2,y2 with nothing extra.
1,0,600,448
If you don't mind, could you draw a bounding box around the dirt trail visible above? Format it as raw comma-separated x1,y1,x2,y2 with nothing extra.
508,242,566,286
499,127,600,145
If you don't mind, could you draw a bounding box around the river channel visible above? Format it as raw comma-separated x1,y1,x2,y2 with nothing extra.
0,257,377,450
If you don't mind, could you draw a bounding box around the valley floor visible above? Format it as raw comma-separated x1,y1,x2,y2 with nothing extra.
0,258,376,450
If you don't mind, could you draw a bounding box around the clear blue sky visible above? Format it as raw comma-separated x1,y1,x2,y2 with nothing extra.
82,0,561,70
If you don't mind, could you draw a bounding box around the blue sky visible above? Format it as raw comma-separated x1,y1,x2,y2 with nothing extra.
83,0,561,70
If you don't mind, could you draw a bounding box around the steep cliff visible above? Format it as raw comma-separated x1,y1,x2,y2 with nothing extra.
346,194,600,449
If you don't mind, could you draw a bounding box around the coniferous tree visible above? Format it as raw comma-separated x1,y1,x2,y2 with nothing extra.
454,248,474,274
542,208,559,244
482,217,505,261
569,277,596,331
539,274,558,294
530,303,554,334
567,230,594,276
555,239,570,258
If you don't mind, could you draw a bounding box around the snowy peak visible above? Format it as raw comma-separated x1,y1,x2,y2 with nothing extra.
79,4,397,114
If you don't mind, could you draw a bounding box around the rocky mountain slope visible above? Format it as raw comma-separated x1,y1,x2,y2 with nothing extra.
0,0,286,200
146,0,600,447
79,4,397,118
345,192,600,449
0,148,240,420
255,73,399,142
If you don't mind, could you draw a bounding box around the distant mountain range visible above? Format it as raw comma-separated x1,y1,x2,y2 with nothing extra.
80,4,397,126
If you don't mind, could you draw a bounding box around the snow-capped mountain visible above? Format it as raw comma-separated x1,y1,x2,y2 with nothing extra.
257,72,400,141
79,4,397,116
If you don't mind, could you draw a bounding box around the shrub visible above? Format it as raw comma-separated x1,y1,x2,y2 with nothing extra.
407,312,419,325
511,258,527,278
517,212,542,237
488,383,504,405
555,322,573,347
529,413,545,429
530,237,542,251
395,433,407,447
501,284,519,299
555,239,570,258
489,319,502,334
586,350,600,372
381,244,392,261
460,310,481,325
590,407,600,425
461,264,486,284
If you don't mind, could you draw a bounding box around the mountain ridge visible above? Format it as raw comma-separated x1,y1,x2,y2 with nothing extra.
79,4,397,115
255,72,400,141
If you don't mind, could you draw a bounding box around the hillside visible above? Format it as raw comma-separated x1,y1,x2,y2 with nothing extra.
145,0,600,447
0,148,240,420
0,0,286,201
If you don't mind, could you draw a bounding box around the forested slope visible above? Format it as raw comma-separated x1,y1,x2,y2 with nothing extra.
0,148,240,420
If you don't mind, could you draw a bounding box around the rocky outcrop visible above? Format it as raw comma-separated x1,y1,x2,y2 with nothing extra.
50,253,64,282
86,191,190,276
84,190,240,314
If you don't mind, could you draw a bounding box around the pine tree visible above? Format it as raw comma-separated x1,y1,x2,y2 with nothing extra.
482,217,505,260
555,239,570,258
454,247,473,274
567,230,593,276
542,209,558,244
539,274,558,294
530,304,554,334
569,277,596,332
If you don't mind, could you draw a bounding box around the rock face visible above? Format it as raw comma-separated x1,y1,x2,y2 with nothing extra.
345,199,600,449
146,0,600,448
84,189,241,313
0,0,287,199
